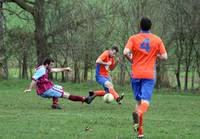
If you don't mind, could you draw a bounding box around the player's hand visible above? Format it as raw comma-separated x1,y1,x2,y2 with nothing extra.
24,89,31,93
107,61,112,66
65,67,72,72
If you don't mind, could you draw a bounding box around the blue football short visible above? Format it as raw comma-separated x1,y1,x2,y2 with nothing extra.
40,85,64,98
131,78,155,101
96,75,111,93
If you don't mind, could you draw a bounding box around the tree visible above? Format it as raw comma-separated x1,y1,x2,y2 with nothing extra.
7,28,35,79
0,1,8,79
166,0,200,91
4,0,48,65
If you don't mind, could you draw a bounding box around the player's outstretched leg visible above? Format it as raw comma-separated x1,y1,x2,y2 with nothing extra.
92,90,106,97
84,91,96,104
62,92,95,104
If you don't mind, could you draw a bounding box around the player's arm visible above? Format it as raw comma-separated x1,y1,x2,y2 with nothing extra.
123,48,132,63
96,58,111,66
123,36,134,63
24,67,45,93
24,80,36,93
51,67,72,73
157,39,168,61
157,53,168,61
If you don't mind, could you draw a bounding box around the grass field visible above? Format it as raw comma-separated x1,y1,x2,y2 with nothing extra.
0,80,200,139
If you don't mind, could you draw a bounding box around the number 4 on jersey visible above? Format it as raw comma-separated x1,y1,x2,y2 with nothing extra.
140,38,150,53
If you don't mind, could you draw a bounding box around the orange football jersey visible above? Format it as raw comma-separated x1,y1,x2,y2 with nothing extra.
125,32,166,79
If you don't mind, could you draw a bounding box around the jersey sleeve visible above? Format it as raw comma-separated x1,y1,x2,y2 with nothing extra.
32,67,46,81
98,50,108,61
158,40,167,55
125,36,134,50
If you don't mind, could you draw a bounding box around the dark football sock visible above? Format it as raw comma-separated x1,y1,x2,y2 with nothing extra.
68,95,84,102
52,97,59,105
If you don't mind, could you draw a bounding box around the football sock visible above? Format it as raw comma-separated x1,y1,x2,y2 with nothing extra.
52,97,59,105
68,95,84,101
138,114,143,135
137,102,149,116
108,87,119,100
139,114,143,127
138,126,143,136
94,90,106,96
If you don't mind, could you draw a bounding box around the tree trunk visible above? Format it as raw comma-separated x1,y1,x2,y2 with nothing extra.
156,62,170,89
197,70,200,81
174,32,184,91
33,0,49,65
61,61,65,82
61,59,68,82
155,62,161,89
184,66,189,92
184,41,193,92
18,59,22,79
64,58,69,82
54,55,58,80
22,53,28,79
90,66,94,81
119,65,126,85
119,59,126,85
176,58,181,91
0,1,8,79
83,53,89,81
8,0,49,66
191,68,195,90
61,72,65,82
74,60,80,83
29,66,33,79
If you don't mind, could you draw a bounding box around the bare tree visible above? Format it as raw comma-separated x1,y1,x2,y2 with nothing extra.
166,0,199,91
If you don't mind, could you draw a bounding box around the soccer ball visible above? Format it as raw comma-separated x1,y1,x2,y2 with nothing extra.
103,93,114,103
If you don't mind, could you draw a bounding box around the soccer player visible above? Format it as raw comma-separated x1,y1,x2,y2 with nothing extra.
89,46,124,104
123,17,167,138
24,58,95,109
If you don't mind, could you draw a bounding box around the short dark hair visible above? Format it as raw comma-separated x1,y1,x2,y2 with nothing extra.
43,58,54,65
140,17,152,31
111,46,119,53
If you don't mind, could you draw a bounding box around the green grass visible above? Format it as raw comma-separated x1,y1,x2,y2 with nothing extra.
0,80,200,139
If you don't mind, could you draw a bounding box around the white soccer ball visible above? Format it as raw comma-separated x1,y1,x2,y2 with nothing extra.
103,93,114,103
